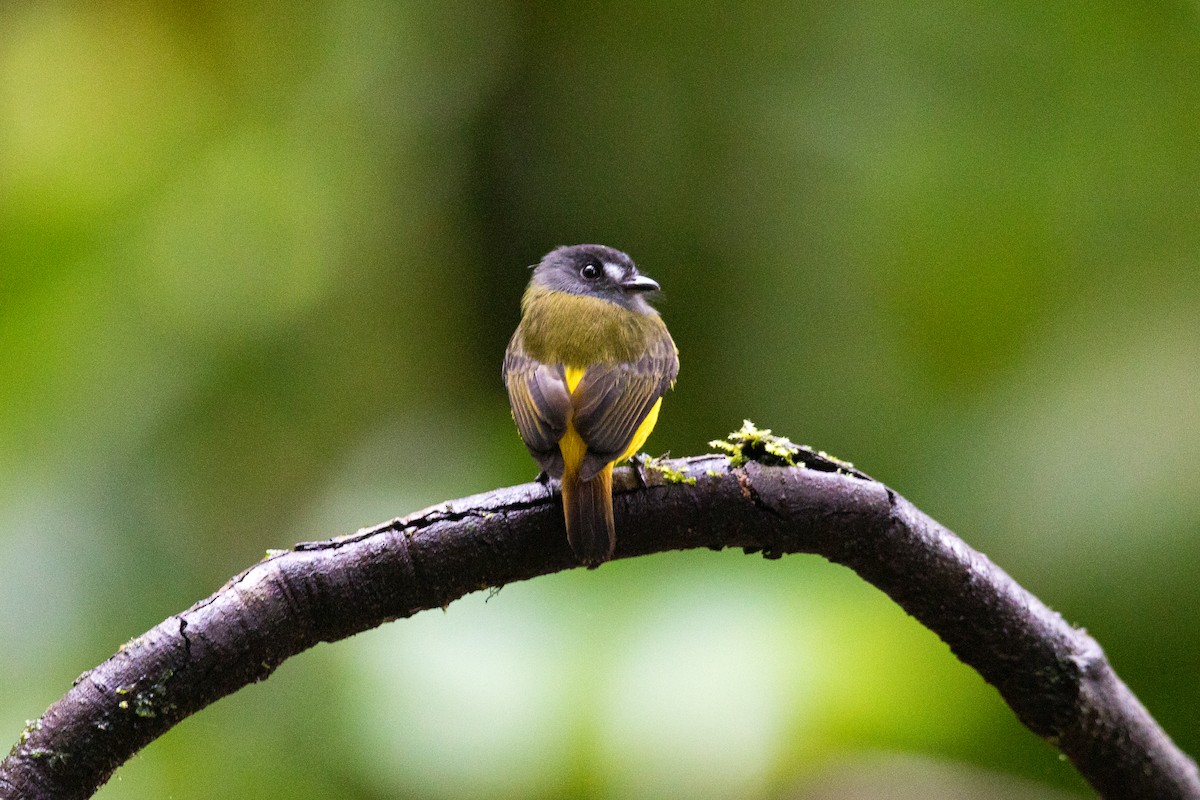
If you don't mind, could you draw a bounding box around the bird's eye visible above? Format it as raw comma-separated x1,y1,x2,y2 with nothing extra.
579,261,601,281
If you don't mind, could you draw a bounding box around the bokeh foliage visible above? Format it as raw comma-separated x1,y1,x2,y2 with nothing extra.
2,2,1198,798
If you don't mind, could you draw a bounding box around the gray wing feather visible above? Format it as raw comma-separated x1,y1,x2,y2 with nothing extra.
503,335,571,477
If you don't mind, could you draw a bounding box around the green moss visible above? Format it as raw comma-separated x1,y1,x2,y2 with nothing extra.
11,718,43,756
115,669,177,720
20,718,41,743
816,449,855,471
640,454,697,485
709,421,865,478
11,719,65,767
708,420,803,467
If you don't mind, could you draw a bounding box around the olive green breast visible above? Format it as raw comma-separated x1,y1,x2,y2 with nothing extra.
518,285,672,366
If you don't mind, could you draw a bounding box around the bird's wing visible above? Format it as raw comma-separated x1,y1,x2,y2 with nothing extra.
571,326,678,481
503,333,571,477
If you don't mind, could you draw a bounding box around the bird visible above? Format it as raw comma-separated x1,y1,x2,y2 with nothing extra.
503,244,678,567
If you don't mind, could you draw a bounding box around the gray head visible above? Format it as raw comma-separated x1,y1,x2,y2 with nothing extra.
530,244,661,313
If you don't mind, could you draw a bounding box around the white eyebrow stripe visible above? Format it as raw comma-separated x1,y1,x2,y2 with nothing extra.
604,262,624,283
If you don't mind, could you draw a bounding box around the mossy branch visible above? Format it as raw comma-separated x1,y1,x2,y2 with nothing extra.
2,426,1197,799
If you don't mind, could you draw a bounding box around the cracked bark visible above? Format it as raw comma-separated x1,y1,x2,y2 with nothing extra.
2,453,1197,799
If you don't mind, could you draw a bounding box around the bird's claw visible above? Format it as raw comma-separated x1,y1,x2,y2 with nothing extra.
631,454,649,488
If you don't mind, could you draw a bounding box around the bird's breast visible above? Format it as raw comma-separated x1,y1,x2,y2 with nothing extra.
519,287,665,367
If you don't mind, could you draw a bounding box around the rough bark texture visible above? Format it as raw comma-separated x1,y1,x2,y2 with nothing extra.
2,452,1197,799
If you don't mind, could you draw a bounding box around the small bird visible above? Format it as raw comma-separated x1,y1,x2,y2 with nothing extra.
504,245,678,567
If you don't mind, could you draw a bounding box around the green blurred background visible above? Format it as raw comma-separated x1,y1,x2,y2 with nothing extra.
2,2,1198,798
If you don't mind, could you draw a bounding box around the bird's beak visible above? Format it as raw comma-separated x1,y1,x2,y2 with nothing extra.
622,274,660,292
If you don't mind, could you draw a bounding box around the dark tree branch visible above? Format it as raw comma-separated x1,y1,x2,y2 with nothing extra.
2,452,1197,799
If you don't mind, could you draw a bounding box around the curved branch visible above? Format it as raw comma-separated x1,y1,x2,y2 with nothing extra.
2,452,1197,799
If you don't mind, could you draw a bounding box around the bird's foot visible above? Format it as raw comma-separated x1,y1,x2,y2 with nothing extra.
631,453,650,489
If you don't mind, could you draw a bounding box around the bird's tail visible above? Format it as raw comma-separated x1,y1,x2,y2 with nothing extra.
561,463,615,568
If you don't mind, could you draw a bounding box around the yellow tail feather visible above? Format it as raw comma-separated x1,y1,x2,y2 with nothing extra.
561,462,614,567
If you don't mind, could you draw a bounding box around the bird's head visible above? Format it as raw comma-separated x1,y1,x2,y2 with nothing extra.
530,244,660,312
